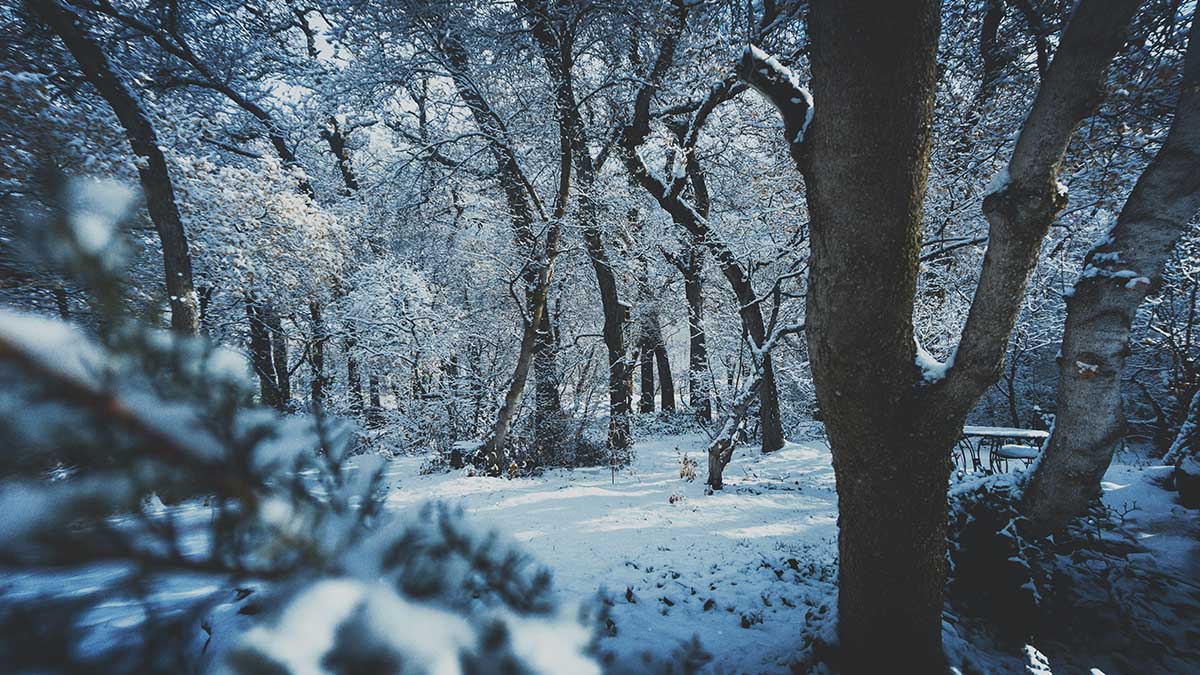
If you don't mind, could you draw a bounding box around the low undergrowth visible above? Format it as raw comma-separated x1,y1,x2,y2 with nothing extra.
946,476,1199,674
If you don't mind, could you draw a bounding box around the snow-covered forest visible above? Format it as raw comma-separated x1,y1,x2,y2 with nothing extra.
0,0,1197,672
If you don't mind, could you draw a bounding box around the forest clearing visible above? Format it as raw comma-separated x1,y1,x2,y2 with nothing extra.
1,0,1198,672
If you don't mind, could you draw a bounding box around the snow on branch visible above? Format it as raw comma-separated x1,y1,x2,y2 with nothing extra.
738,45,813,160
915,336,955,385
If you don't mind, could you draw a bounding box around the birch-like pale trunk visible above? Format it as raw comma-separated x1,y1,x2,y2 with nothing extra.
1024,17,1200,530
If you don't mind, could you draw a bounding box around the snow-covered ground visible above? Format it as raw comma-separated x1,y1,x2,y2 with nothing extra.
1099,461,1199,580
378,433,1199,673
2,432,1195,673
382,434,840,672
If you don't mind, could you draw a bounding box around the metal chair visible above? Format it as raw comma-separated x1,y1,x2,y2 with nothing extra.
991,443,1039,473
954,437,984,472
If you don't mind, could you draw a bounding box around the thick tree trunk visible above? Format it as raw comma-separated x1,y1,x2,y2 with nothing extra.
32,0,198,335
1024,19,1200,530
800,4,946,667
758,354,784,451
759,1,1139,667
532,307,563,416
532,304,569,463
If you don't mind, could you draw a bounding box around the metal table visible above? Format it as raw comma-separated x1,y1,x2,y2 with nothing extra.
956,425,1050,473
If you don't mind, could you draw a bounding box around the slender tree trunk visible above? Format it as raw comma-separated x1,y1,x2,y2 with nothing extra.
344,324,364,417
521,0,633,455
445,354,462,442
685,271,711,423
246,295,279,410
706,377,762,490
681,164,711,424
198,286,214,335
31,0,198,334
322,117,360,194
266,303,290,409
638,309,675,414
1166,387,1200,466
1005,346,1022,428
621,65,782,449
977,0,1008,103
368,373,383,428
94,0,316,198
437,26,569,467
639,325,656,413
309,300,326,409
1025,19,1200,530
482,253,560,472
655,343,676,413
53,286,69,320
623,158,782,448
1166,387,1200,507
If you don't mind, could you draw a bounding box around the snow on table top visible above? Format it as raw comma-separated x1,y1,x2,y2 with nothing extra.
961,425,1049,440
994,444,1040,459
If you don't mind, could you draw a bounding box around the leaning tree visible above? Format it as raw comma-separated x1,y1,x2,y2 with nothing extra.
29,0,199,334
1024,15,1200,531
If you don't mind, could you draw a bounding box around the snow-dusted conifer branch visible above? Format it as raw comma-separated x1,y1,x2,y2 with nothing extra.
0,181,598,673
